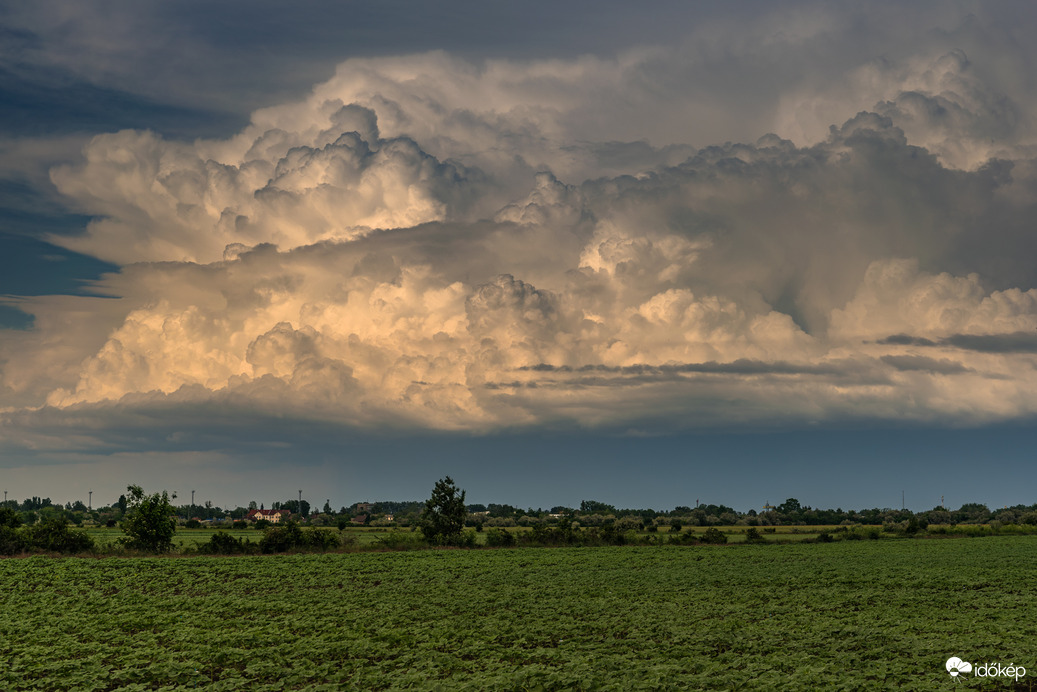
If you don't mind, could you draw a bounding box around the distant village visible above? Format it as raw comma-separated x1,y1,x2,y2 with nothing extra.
1,494,1027,530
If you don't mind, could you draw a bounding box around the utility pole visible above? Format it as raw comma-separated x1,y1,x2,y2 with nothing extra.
88,491,92,511
902,490,904,511
191,490,195,511
299,489,303,517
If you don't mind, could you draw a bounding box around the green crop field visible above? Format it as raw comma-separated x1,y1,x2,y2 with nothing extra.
2,537,1035,690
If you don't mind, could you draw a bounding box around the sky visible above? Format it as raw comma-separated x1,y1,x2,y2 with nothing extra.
2,0,1037,513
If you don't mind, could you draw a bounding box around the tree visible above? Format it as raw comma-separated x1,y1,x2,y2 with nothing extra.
580,500,616,514
418,477,467,545
121,485,177,553
0,507,24,556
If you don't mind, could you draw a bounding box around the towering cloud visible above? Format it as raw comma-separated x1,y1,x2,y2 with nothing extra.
4,35,1037,446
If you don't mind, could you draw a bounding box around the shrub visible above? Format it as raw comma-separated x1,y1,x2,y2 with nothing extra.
669,531,696,545
201,531,253,555
0,526,26,556
184,519,201,529
744,527,764,543
375,530,426,550
305,528,341,552
700,527,728,544
485,527,516,547
259,522,305,553
25,517,95,554
601,523,624,545
816,531,834,543
615,516,644,531
669,522,683,533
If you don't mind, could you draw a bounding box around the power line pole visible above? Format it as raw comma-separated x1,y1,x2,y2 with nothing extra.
299,489,303,517
88,491,92,511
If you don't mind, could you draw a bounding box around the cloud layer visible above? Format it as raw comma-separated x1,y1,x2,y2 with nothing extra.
5,23,1037,446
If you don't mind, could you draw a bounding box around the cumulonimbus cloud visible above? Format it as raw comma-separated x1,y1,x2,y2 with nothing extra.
6,43,1037,439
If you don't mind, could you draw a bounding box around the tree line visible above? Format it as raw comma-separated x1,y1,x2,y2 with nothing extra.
0,489,1027,531
1,478,1035,557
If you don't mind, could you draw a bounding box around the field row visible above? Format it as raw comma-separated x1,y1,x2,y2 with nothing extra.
2,537,1036,690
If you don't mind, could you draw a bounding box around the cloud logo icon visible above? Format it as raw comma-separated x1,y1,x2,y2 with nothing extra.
946,657,973,677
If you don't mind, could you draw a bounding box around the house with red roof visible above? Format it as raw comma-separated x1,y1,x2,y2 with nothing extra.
246,508,292,524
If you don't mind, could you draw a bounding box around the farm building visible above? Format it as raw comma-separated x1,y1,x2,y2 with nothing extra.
246,508,292,524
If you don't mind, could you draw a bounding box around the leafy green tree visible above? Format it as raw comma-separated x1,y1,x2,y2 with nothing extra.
580,500,616,514
418,476,467,545
0,507,21,530
487,503,518,518
121,485,177,553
